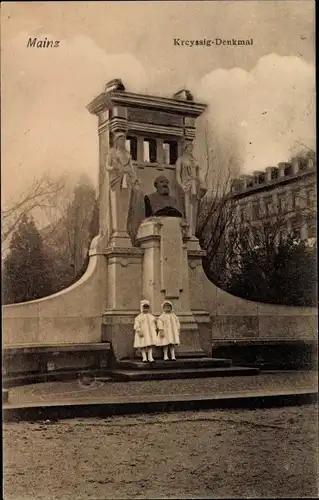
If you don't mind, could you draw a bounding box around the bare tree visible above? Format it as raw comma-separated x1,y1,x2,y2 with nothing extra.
196,121,242,285
41,175,97,284
2,172,66,251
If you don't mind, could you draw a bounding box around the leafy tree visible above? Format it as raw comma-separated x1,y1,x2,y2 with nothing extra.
2,215,54,304
222,235,316,306
271,237,316,306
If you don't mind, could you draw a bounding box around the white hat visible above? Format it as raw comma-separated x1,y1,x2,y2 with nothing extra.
161,300,173,310
140,299,150,312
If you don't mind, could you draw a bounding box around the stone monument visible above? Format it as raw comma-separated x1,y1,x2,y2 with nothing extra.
2,78,315,379
86,79,212,359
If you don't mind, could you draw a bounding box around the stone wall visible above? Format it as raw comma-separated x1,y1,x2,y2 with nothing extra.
200,267,317,342
2,236,108,348
2,233,317,350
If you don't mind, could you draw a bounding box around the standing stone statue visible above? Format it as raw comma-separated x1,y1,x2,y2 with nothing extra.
105,131,141,244
175,139,208,236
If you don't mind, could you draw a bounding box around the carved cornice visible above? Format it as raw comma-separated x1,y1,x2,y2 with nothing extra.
105,247,143,258
128,121,184,137
184,128,196,139
136,235,161,246
98,118,128,136
87,91,207,117
87,93,114,115
108,117,128,133
102,312,137,324
98,119,187,138
187,249,206,258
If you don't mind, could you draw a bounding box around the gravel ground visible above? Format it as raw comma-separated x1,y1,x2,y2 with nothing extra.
3,404,318,500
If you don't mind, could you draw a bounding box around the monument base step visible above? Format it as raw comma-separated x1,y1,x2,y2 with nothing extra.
118,357,232,370
169,350,207,358
130,349,208,360
108,366,260,381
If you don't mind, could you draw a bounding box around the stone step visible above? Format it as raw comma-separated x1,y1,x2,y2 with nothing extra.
108,366,260,382
130,350,208,360
174,350,208,358
118,357,232,371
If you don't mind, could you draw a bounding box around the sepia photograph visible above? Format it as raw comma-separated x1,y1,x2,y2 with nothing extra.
1,1,317,499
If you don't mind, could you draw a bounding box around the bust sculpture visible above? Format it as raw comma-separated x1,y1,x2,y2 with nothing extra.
175,139,208,236
144,176,183,218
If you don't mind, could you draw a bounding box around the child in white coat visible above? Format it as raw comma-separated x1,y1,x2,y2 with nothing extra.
156,300,180,361
133,300,157,362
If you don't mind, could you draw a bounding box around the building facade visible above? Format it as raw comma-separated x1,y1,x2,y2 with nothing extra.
229,154,316,245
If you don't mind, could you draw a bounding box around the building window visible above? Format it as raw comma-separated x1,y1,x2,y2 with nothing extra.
271,169,279,180
251,226,259,245
264,197,272,216
292,191,300,209
290,218,301,240
240,207,245,223
126,137,137,161
278,194,286,213
252,202,260,221
306,189,314,206
163,141,178,165
143,139,157,163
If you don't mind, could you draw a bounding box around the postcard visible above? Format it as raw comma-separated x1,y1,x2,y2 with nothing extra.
2,2,316,499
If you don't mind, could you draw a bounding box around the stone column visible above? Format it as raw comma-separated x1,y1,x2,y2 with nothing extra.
136,218,163,315
102,246,143,360
98,117,111,238
136,137,144,163
156,138,165,168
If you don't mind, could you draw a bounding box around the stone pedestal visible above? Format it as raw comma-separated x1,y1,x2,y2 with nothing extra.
187,242,212,355
99,216,212,360
109,185,133,248
136,217,210,356
101,246,143,359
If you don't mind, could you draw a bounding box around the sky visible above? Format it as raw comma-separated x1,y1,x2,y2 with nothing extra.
1,1,315,204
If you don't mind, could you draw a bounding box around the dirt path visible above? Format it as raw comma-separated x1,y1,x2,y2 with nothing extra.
3,405,317,499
